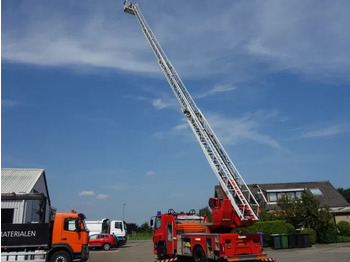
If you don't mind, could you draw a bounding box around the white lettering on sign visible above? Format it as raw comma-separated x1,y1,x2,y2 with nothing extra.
1,231,37,238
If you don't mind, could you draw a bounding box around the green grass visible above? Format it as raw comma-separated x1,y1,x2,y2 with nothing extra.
128,232,153,240
337,235,350,242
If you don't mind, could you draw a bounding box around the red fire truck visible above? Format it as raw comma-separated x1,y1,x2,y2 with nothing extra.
124,1,274,261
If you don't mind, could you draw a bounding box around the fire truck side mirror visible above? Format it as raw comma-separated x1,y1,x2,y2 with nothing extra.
150,218,154,227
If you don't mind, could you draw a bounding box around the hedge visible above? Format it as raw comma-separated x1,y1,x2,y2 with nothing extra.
239,220,295,246
337,221,350,237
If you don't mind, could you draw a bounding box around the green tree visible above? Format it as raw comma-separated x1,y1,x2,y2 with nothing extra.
138,222,152,233
337,188,350,203
199,206,213,222
277,190,336,243
258,209,275,221
276,194,302,227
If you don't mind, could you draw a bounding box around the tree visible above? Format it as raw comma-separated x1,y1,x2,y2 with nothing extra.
277,190,336,243
139,222,152,233
199,206,212,222
337,188,350,203
126,223,138,234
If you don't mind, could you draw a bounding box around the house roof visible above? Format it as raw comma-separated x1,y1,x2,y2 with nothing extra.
248,181,350,209
1,168,46,194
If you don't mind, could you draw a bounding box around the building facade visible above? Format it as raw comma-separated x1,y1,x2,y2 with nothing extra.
248,181,350,223
1,168,52,223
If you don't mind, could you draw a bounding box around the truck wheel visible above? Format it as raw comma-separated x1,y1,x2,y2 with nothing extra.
157,244,168,260
193,247,207,262
49,251,70,262
103,243,111,251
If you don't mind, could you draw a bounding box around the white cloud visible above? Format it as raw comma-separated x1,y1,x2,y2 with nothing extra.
302,123,350,138
168,109,283,150
79,191,95,196
2,99,19,108
2,0,349,81
195,84,237,99
96,194,109,199
207,111,282,150
152,98,169,110
146,170,156,177
174,122,189,131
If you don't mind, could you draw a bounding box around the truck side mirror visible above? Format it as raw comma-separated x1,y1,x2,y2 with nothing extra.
150,219,153,227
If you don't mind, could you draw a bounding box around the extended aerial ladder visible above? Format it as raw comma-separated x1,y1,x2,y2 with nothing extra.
124,1,259,227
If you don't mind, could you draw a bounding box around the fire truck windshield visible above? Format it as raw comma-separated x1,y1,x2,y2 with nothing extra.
155,217,161,229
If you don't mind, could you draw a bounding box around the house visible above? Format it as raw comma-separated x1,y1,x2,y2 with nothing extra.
1,168,53,223
248,181,350,223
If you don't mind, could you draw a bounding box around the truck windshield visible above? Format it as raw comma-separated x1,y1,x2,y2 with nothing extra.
115,222,123,230
155,217,161,229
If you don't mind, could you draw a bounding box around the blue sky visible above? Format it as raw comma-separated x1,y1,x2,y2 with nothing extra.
2,0,350,225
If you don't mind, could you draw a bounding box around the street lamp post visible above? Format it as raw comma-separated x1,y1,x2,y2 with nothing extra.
123,203,126,221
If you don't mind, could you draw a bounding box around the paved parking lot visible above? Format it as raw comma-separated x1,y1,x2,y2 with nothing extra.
88,240,350,262
265,242,350,262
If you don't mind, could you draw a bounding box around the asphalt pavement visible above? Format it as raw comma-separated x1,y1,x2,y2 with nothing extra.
88,240,350,262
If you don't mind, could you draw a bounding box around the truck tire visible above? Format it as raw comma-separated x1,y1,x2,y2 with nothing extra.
49,250,71,262
157,244,168,260
103,243,111,251
193,247,207,262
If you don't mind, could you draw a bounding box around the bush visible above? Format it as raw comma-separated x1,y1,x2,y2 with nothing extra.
241,220,295,246
301,228,317,245
317,224,338,243
337,221,350,236
337,235,350,242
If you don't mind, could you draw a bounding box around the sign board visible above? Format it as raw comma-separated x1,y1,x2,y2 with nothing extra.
1,223,50,248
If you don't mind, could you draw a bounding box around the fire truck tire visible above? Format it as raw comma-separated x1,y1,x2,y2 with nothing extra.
49,250,71,262
157,244,168,260
103,243,111,251
193,247,207,262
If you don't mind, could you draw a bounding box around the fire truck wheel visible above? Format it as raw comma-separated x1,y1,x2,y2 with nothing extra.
103,243,111,251
193,247,207,262
157,244,168,260
49,250,70,262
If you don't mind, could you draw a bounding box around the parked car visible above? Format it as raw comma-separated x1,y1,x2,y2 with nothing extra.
88,233,116,251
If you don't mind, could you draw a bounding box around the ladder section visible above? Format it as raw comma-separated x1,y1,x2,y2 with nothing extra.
124,1,259,223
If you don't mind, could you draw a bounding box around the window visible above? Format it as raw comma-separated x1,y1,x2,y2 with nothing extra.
269,193,277,202
310,188,323,196
90,235,98,240
155,217,162,229
115,222,123,230
296,191,302,199
64,218,80,232
1,209,14,224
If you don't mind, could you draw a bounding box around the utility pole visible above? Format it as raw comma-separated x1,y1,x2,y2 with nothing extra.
123,203,126,221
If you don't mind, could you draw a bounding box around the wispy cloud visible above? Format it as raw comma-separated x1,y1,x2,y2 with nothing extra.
195,84,237,99
125,95,178,111
301,123,350,138
96,194,109,199
145,170,156,177
2,1,349,81
79,190,95,196
165,110,283,150
2,99,19,108
207,110,282,150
